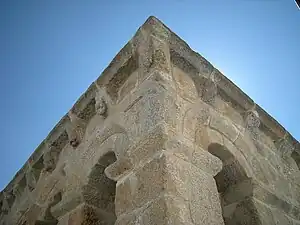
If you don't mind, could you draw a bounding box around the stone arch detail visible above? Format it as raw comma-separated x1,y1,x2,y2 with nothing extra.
208,143,249,194
76,122,133,225
182,105,266,224
93,122,130,158
182,104,254,178
207,143,262,225
181,100,275,188
80,121,131,186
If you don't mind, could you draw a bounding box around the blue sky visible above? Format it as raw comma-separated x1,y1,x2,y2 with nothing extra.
0,0,299,190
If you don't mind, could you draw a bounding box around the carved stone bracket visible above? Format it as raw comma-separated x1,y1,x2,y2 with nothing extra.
201,79,218,103
95,94,107,117
134,28,152,75
244,110,260,139
149,35,171,74
275,138,294,159
43,144,61,173
67,110,87,148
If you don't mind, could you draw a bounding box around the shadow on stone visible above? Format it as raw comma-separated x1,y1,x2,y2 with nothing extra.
208,143,260,225
82,151,117,225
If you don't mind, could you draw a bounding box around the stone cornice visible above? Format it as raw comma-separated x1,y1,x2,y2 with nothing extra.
1,16,298,196
140,16,299,156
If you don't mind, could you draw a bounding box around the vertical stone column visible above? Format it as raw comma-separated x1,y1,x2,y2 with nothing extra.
100,17,226,225
104,128,225,225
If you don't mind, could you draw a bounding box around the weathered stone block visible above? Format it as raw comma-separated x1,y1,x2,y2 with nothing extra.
195,126,223,150
189,165,224,225
209,113,239,142
192,148,223,176
115,153,166,216
137,195,193,225
127,124,169,166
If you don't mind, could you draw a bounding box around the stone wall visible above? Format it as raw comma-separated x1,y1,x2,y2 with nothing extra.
1,16,300,225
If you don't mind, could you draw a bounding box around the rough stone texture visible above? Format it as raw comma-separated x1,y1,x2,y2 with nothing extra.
1,16,299,225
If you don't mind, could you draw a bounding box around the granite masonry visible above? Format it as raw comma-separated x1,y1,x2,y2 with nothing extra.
1,16,300,225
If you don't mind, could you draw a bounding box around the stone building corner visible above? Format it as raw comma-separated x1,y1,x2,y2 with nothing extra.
1,16,300,225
